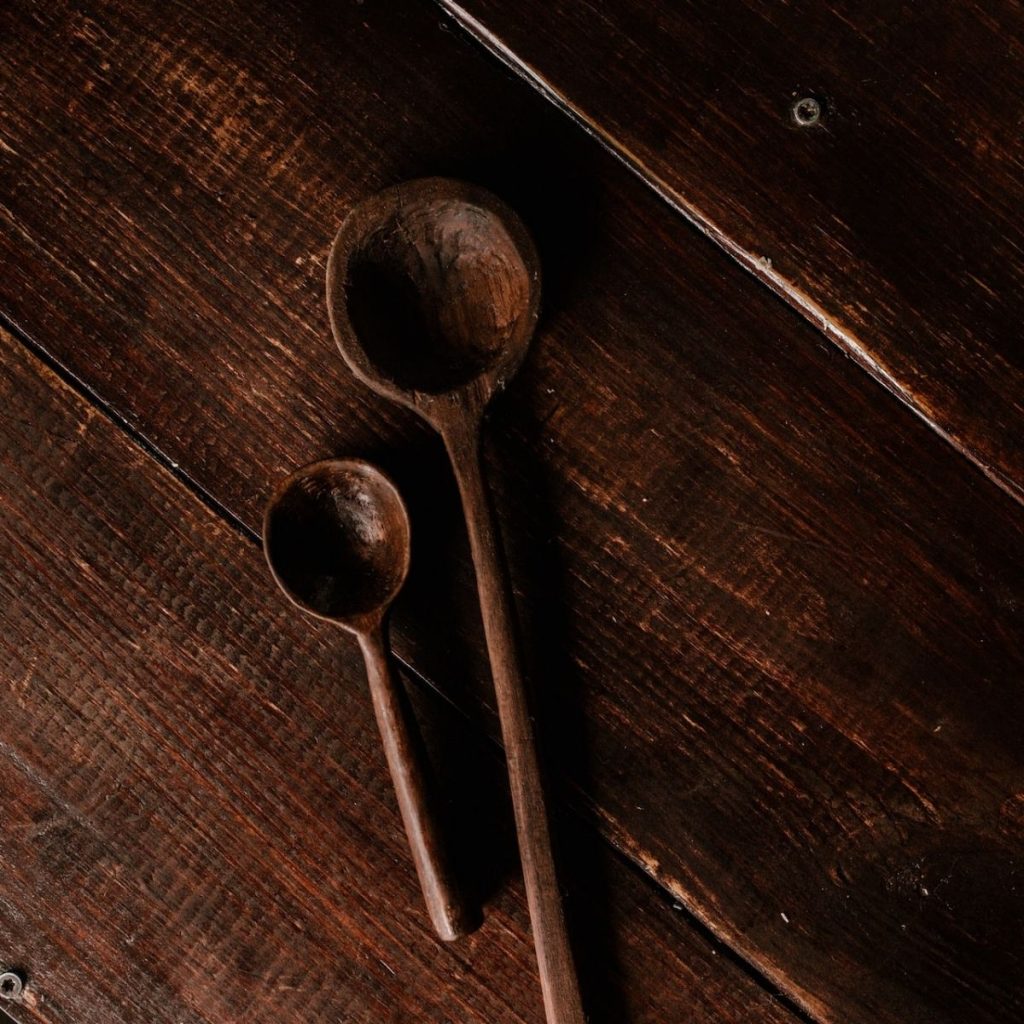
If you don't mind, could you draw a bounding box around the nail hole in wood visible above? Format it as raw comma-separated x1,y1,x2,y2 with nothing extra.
792,96,822,127
0,972,24,1001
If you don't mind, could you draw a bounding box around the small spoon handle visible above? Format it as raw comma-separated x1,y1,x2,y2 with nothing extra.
357,622,474,942
446,434,586,1024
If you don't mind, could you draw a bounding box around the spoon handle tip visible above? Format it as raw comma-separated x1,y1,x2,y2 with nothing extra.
358,623,478,942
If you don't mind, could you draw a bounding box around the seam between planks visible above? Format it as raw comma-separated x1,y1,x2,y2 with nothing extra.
0,309,817,1024
433,0,1024,511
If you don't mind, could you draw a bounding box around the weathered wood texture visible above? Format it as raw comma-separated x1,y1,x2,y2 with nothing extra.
1,1,1023,1022
0,326,794,1024
441,0,1024,502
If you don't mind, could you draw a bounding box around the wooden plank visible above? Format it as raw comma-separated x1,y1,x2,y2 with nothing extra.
439,0,1024,503
2,1,1023,1021
0,326,795,1024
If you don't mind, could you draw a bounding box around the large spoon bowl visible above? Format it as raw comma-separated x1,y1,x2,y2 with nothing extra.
327,177,540,426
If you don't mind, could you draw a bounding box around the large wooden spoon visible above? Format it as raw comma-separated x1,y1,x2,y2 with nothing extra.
263,457,474,942
327,179,585,1024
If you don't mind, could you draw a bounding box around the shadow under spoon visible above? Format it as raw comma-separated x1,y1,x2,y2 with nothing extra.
263,457,476,942
327,178,585,1024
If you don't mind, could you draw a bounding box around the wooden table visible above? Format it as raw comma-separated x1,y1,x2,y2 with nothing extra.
0,2,1021,1022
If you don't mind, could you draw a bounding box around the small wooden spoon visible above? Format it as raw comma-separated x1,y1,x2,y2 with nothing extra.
327,179,585,1024
263,457,474,942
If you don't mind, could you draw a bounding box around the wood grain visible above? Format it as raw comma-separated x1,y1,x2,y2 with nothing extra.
2,1,1023,1022
0,325,795,1024
440,0,1024,503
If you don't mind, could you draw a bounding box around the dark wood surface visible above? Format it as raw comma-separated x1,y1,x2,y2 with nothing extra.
441,0,1024,503
1,1,1022,1023
0,325,795,1024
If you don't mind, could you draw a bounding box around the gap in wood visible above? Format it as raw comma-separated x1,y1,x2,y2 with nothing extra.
432,0,1024,511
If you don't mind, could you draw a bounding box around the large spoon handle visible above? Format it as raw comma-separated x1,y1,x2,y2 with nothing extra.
446,434,586,1024
358,622,474,942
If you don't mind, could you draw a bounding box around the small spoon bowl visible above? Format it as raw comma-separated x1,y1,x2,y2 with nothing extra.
264,459,409,628
327,177,540,421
